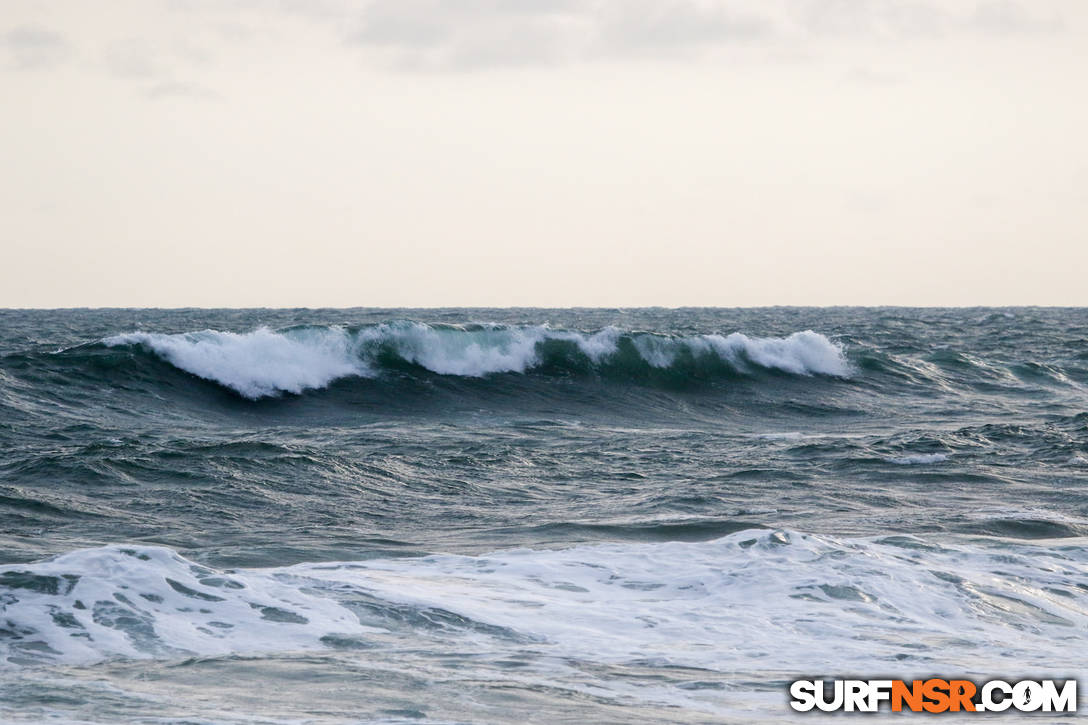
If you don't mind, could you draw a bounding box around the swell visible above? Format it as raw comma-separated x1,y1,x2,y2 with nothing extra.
14,317,1085,406
95,323,852,399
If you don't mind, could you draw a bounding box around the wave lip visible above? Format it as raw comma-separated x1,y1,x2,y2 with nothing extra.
102,323,851,399
685,330,849,377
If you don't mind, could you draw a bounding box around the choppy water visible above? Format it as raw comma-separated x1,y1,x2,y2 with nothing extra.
1,307,1087,723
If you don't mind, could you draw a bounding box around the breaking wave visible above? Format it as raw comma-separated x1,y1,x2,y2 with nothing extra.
103,323,851,399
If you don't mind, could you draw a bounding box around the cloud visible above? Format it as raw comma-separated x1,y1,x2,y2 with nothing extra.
101,35,221,101
844,66,904,86
792,0,950,38
42,0,1065,80
3,25,71,70
794,0,1063,39
144,80,222,101
104,39,164,79
342,0,1064,71
968,1,1062,35
597,1,774,55
348,0,775,70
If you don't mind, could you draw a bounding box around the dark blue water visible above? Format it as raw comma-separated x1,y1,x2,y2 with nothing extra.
1,308,1086,723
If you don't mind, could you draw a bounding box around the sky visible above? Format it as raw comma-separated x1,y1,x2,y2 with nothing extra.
1,0,1086,308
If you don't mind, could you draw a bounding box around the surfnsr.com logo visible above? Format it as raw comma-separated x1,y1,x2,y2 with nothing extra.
789,679,1077,713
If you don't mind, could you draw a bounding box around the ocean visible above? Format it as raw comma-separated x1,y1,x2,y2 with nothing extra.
1,307,1086,723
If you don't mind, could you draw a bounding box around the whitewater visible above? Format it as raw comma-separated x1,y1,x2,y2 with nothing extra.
2,307,1087,723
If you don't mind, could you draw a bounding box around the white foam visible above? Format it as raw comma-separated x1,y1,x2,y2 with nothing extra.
571,326,623,363
104,328,369,399
888,453,949,465
696,330,851,376
4,530,1087,676
753,431,807,440
357,322,547,376
1069,455,1088,466
302,530,1088,676
0,546,364,666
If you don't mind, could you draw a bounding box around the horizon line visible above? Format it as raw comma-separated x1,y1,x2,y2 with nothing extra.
3,304,1086,312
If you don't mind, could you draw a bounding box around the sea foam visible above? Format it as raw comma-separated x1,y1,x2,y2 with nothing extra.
0,545,362,666
888,453,949,465
3,530,1086,673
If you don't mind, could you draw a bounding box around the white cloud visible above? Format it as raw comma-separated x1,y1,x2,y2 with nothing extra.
144,79,221,100
347,0,775,69
104,39,164,79
3,25,71,70
968,0,1062,35
336,0,1067,70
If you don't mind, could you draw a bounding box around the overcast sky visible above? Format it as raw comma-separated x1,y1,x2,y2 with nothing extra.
2,0,1085,307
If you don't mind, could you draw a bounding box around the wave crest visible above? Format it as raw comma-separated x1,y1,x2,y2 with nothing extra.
104,323,851,399
105,328,369,399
